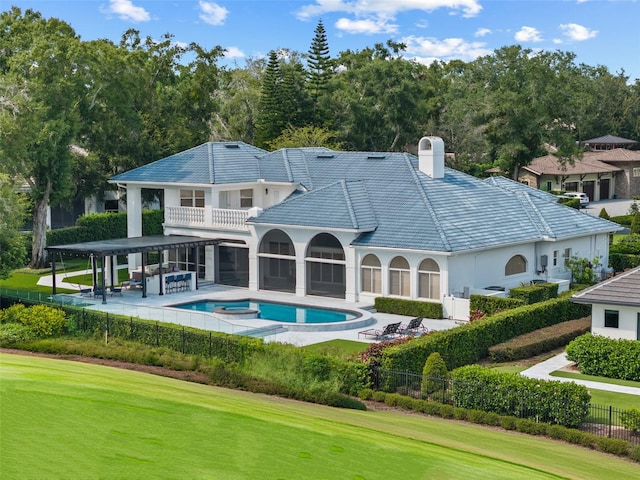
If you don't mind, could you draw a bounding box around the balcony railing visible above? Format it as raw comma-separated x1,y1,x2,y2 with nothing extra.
165,206,249,230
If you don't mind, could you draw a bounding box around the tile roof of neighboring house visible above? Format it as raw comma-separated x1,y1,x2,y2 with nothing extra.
110,142,267,185
111,142,621,254
522,154,622,176
582,135,639,146
585,148,640,163
571,266,640,307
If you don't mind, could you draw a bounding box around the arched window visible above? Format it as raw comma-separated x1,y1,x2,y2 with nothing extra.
389,256,410,297
418,258,440,300
361,254,381,294
505,255,527,276
258,229,295,292
306,233,346,298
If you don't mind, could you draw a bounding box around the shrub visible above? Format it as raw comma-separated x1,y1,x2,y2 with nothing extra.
0,304,26,324
451,365,590,428
630,446,640,463
374,297,443,319
358,388,374,400
469,295,524,316
621,408,640,433
596,437,630,456
598,208,610,220
508,283,558,304
0,323,36,346
421,352,448,395
566,334,640,381
381,296,590,373
488,318,590,362
610,215,633,227
610,234,640,254
15,305,67,337
609,253,640,272
632,212,640,235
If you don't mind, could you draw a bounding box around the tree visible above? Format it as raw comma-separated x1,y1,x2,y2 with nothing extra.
267,125,343,150
0,7,84,268
306,19,333,124
421,352,448,396
255,50,285,147
0,174,28,278
325,41,437,151
631,211,640,235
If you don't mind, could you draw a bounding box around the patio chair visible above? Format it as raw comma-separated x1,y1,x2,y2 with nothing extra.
399,317,428,336
358,321,402,340
110,286,123,296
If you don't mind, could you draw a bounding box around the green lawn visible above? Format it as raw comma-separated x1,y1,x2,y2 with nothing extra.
302,339,368,358
2,353,638,480
551,371,640,410
0,272,75,295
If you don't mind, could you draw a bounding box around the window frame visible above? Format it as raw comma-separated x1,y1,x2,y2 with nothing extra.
604,309,619,328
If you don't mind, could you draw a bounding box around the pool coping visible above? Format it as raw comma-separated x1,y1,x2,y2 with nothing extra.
170,297,375,332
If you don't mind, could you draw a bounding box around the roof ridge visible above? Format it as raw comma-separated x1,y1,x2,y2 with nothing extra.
518,192,555,239
282,149,294,183
341,180,359,229
300,150,313,190
404,154,452,251
207,142,215,183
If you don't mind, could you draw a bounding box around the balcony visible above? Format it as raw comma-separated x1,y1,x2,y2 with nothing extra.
165,206,249,231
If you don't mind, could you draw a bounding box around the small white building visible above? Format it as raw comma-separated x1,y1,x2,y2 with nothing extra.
571,266,640,341
110,137,620,319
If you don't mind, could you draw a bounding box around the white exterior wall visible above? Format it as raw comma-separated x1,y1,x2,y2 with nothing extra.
591,303,640,340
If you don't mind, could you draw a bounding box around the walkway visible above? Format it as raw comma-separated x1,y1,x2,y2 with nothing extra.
520,352,640,396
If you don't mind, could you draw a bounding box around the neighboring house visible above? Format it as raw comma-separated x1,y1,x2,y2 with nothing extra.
571,266,640,341
518,135,640,200
110,137,620,319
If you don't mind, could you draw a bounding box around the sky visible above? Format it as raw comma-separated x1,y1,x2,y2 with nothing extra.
6,0,640,82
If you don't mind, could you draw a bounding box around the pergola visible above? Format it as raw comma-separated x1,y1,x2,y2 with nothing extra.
46,235,219,303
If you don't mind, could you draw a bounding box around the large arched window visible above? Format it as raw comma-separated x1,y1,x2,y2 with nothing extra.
418,258,440,300
306,233,345,298
258,229,295,292
361,254,381,294
505,255,527,276
389,256,410,297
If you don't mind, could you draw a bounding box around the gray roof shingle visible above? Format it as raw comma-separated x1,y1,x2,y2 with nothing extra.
572,267,640,307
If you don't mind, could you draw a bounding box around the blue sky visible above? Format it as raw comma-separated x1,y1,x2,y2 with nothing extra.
8,1,640,81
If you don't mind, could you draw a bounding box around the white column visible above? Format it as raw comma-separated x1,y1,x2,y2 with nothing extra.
126,185,143,273
248,245,259,292
345,248,357,302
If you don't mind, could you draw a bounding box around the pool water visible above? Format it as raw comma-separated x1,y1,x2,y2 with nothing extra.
176,300,357,324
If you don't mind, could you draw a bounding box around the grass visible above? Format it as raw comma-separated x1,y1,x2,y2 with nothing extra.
551,371,640,410
2,353,639,480
302,339,368,358
0,272,75,295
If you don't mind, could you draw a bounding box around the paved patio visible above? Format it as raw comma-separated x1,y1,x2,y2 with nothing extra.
39,270,459,346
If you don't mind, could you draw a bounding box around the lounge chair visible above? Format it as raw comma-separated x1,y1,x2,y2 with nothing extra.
358,321,402,340
399,317,428,336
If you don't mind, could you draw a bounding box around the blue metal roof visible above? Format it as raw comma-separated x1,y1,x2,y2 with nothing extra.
110,142,266,184
111,142,620,253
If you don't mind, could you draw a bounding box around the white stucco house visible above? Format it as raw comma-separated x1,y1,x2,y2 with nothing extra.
109,136,620,319
571,266,640,341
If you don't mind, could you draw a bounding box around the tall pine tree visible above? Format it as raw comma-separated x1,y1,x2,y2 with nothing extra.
306,19,333,124
255,50,285,148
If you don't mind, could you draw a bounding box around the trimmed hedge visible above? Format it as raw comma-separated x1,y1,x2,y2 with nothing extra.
380,296,590,373
610,234,640,255
47,210,164,249
469,295,524,316
609,253,640,272
610,215,634,227
374,297,443,319
508,283,558,304
488,317,591,362
357,390,637,463
566,334,640,381
451,365,590,428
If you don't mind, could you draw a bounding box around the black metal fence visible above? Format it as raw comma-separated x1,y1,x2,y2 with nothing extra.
373,367,640,446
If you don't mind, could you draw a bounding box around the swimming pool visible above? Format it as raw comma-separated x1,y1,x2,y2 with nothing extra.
175,299,358,324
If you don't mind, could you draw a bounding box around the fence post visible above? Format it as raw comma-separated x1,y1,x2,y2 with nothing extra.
156,322,159,347
609,405,613,438
181,326,185,354
209,332,212,358
105,314,109,345
442,378,447,404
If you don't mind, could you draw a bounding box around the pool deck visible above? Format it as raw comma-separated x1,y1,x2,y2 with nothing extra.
41,272,459,346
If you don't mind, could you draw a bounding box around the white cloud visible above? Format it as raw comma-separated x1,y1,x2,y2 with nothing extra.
515,26,543,42
401,35,492,62
297,0,482,19
102,0,150,22
335,16,398,34
559,23,598,41
224,46,245,59
199,1,229,26
475,27,491,37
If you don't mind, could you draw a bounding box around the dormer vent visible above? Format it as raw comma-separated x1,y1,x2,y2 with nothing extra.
367,155,386,160
224,143,240,149
317,154,335,159
418,136,445,179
